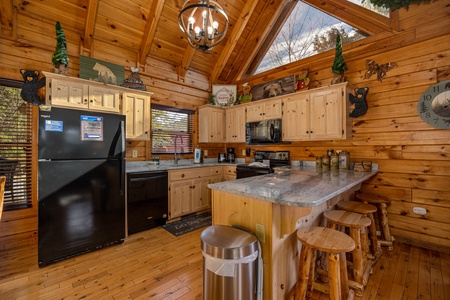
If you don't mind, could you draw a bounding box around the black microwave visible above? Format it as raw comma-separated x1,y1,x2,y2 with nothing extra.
246,119,282,144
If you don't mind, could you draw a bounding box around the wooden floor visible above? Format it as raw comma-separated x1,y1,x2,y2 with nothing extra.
0,226,449,299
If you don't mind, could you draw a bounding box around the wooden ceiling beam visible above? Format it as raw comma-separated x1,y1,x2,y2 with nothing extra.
210,0,259,83
139,0,165,65
303,0,392,35
179,46,196,80
83,0,99,51
0,0,14,37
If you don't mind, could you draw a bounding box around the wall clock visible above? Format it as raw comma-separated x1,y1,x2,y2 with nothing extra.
417,80,450,129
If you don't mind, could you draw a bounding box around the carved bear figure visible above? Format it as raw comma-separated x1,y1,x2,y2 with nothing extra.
20,69,45,106
349,87,369,118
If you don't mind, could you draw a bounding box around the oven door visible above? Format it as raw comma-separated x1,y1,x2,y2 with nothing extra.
236,165,272,179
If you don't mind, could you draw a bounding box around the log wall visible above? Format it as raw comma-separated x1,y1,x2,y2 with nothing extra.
0,1,449,252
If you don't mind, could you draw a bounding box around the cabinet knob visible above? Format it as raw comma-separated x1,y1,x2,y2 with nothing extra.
181,174,185,178
90,99,94,103
83,99,88,103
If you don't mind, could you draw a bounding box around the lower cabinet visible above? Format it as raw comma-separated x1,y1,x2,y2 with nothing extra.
168,166,223,220
223,165,236,181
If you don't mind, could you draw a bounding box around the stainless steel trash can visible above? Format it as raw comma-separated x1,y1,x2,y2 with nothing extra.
201,225,263,300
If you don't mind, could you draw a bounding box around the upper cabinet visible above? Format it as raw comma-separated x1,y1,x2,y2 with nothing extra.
246,98,282,122
42,72,153,140
282,82,353,141
226,105,246,143
122,92,151,140
43,72,121,114
198,105,226,143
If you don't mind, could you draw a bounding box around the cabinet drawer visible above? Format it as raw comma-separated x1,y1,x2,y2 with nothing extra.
223,166,236,176
210,166,223,176
169,168,211,181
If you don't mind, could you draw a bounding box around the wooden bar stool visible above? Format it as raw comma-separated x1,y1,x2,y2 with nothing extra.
295,227,355,300
356,193,394,250
336,201,382,261
323,210,373,296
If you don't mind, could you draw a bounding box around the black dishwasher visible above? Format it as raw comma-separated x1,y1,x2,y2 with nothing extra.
127,171,168,235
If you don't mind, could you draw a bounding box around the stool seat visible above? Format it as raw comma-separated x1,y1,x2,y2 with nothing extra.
324,210,371,228
297,227,355,253
356,193,390,204
337,201,377,214
295,227,355,300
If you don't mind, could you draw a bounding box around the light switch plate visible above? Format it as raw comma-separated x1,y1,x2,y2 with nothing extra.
132,150,137,158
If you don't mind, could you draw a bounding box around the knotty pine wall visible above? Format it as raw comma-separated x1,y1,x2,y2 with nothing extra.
232,1,450,252
0,1,449,252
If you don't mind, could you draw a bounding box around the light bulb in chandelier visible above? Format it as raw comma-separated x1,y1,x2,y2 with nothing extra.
178,0,229,51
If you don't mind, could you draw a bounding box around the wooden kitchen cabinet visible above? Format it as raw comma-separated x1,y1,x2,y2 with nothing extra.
198,105,226,143
223,165,236,181
282,82,353,141
122,92,151,140
168,166,222,219
226,105,246,142
43,72,121,114
246,98,282,122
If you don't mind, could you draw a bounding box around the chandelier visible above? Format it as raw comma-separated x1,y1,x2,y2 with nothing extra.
178,0,229,51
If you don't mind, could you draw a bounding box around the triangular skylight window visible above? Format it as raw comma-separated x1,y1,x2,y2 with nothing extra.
254,1,370,75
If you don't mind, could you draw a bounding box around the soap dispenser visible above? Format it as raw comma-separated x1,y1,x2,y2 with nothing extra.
194,145,202,164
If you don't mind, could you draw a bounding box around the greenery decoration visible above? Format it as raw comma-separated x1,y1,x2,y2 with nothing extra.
362,0,433,11
332,34,347,75
52,22,69,73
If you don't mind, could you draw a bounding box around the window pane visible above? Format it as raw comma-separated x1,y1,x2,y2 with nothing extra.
347,0,390,17
0,84,33,210
151,106,194,154
255,1,368,74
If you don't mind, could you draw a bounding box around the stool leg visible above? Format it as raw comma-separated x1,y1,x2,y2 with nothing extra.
367,212,381,256
380,203,394,250
349,228,364,286
327,252,341,300
307,249,317,297
295,246,313,300
339,252,350,300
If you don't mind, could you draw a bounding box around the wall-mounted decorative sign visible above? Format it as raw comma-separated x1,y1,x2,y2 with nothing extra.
80,55,124,86
251,75,296,101
212,85,237,107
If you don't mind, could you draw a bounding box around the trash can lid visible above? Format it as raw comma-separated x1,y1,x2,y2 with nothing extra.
201,225,259,259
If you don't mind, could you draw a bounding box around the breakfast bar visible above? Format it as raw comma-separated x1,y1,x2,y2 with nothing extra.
208,164,378,300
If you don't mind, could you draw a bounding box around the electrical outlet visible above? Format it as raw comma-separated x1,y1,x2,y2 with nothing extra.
413,207,427,215
256,223,265,243
132,150,137,158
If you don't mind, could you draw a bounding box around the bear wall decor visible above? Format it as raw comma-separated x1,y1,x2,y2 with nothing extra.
349,87,369,118
20,69,46,106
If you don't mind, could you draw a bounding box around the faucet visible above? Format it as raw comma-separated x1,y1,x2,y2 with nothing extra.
174,134,184,164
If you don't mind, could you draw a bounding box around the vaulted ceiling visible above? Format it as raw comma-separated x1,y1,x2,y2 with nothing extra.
1,0,394,84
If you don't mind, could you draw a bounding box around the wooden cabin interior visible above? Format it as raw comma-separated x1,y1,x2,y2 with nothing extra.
0,0,449,298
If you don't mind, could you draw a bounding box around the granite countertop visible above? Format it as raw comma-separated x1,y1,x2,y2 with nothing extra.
208,162,378,207
126,158,241,173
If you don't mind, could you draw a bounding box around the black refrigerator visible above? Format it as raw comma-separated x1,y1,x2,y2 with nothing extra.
38,107,126,267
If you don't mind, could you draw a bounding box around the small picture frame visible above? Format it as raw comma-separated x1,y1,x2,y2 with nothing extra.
212,85,237,107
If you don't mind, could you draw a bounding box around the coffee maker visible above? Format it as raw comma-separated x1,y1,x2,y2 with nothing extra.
227,147,236,163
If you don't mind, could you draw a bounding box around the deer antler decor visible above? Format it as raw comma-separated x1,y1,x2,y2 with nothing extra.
364,60,397,82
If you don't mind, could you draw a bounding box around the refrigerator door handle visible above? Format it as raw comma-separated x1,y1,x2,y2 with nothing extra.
119,120,125,196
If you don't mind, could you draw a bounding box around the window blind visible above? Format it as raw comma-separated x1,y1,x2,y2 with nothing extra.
0,80,33,210
151,104,194,154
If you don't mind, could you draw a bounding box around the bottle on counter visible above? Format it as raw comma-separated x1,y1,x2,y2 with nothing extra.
194,145,202,164
339,151,350,170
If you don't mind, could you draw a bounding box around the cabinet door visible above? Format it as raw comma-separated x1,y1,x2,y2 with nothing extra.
310,88,343,140
283,95,310,140
246,103,264,122
169,180,192,219
88,85,121,113
264,99,282,120
226,106,246,142
50,79,89,109
210,108,225,142
192,177,210,212
123,92,150,140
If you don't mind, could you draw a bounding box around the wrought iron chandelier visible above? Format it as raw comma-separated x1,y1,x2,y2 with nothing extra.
178,0,229,51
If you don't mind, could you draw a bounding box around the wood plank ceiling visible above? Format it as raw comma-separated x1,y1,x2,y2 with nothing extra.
2,0,393,85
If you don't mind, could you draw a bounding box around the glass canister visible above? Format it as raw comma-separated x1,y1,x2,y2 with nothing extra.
339,151,350,170
322,155,330,169
316,156,322,168
330,154,339,169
